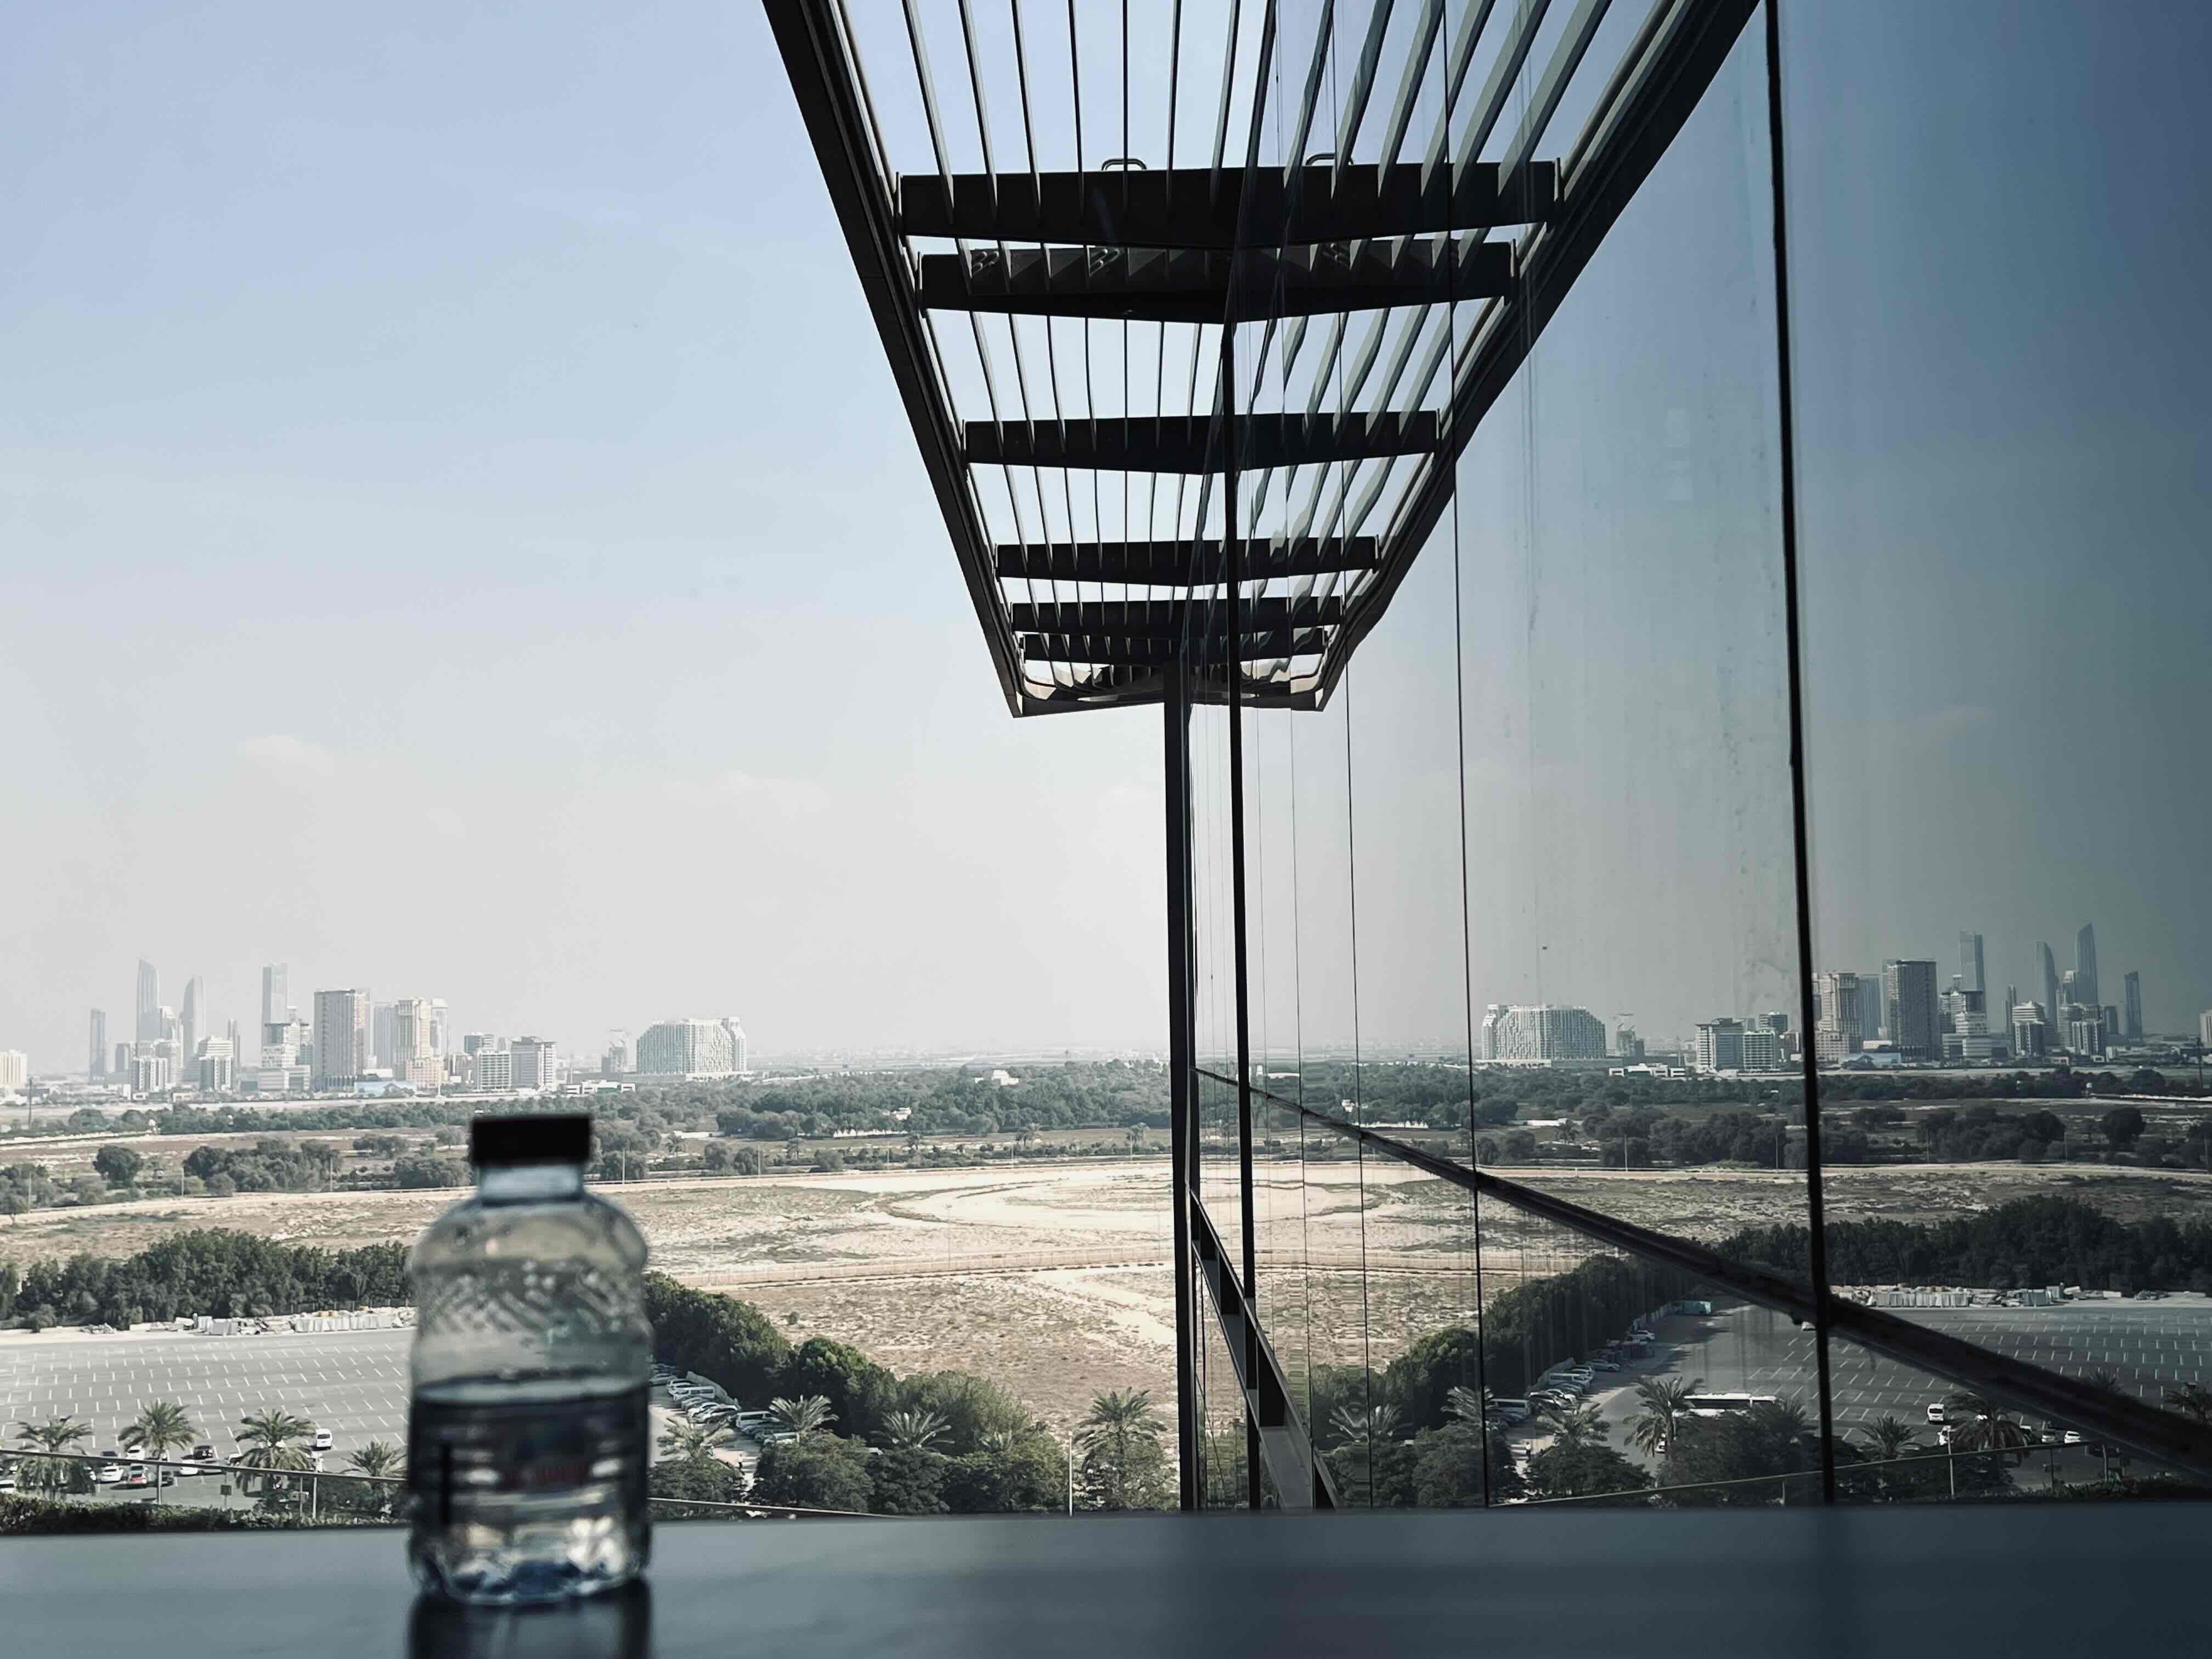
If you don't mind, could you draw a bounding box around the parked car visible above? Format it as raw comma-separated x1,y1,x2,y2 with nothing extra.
309,1429,335,1452
190,1443,216,1462
122,1441,147,1461
1588,1358,1621,1372
94,1464,125,1485
1925,1402,1946,1424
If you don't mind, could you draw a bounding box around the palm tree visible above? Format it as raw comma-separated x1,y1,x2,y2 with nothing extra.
127,1402,197,1504
1942,1389,2036,1486
234,1409,317,1497
879,1408,950,1452
658,1417,731,1462
1539,1404,1609,1447
1079,1389,1168,1510
1858,1414,1921,1463
976,1426,1023,1456
1627,1376,1703,1463
347,1440,404,1480
769,1395,836,1438
12,1415,91,1496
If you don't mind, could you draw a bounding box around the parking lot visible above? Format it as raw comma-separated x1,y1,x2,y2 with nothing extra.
1,1326,413,1465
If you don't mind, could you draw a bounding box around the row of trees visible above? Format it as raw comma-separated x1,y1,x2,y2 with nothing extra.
0,1230,410,1329
1724,1195,2212,1295
9,1403,403,1516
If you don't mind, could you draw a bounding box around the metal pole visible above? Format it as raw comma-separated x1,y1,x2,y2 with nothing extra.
1222,328,1262,1512
1164,654,1200,1511
1763,0,1836,1506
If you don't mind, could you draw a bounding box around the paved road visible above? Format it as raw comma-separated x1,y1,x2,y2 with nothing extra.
0,1328,411,1460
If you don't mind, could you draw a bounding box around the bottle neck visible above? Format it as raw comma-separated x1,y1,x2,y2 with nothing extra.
477,1162,585,1203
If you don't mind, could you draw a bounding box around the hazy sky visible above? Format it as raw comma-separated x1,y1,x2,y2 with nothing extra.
4,4,2205,1071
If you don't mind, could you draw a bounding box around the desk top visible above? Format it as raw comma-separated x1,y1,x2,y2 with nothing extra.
5,1505,2204,1657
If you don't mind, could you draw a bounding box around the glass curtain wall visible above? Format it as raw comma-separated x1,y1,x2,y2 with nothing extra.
1180,0,2212,1509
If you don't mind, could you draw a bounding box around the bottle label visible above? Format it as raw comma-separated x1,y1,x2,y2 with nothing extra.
409,1385,649,1525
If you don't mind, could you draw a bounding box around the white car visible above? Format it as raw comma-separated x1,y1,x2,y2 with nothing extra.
1925,1402,1946,1425
310,1429,335,1452
94,1464,125,1485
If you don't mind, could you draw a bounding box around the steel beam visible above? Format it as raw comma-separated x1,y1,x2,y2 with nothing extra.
762,0,1021,714
968,411,1437,472
1007,596,1342,638
896,160,1556,249
1189,1194,1338,1509
993,535,1378,585
918,238,1512,324
1024,628,1332,668
1164,659,1200,1510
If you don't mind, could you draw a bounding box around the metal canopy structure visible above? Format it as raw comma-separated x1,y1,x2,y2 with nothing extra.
767,0,1758,718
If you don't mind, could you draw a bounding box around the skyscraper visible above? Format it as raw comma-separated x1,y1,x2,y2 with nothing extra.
261,964,290,1026
0,1051,29,1092
1477,1005,1609,1063
510,1036,559,1092
636,1018,754,1077
180,976,204,1069
391,998,443,1090
89,1009,108,1077
372,1002,395,1070
312,989,371,1089
2038,943,2060,1051
2123,972,2142,1040
2075,923,2100,1016
136,958,160,1043
1814,972,1863,1064
1959,932,1985,998
1883,961,1940,1062
1694,1019,1746,1073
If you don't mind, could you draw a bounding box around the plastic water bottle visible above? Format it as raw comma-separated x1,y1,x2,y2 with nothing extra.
408,1112,652,1603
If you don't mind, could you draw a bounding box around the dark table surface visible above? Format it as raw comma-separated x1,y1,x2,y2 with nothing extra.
7,1506,2207,1657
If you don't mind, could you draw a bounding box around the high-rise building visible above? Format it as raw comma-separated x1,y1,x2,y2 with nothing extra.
390,998,444,1090
1959,932,1985,998
473,1049,515,1092
2038,944,2061,1051
1859,972,1884,1043
2123,972,2142,1040
261,964,290,1027
136,958,161,1043
2064,1008,2107,1057
636,1018,755,1077
1883,961,1939,1062
0,1051,26,1092
1613,1024,1644,1060
180,975,204,1068
196,1037,235,1093
1478,1005,1607,1064
89,1009,108,1077
510,1036,559,1092
603,1030,633,1078
2075,924,2100,1016
2201,1010,2212,1049
2102,1005,2121,1045
427,1000,450,1058
114,1041,132,1077
1693,1019,1746,1073
1740,1026,1787,1073
1814,972,1863,1064
312,989,371,1088
2012,1002,2048,1059
371,1002,395,1070
129,1052,171,1093
462,1032,501,1057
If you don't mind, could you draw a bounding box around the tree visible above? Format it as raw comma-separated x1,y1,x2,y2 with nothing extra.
93,1146,144,1187
649,1454,747,1508
657,1418,732,1463
868,1446,949,1514
1327,1402,1402,1447
1525,1438,1651,1501
1628,1376,1704,1464
348,1440,404,1479
1941,1390,2038,1486
1410,1424,1521,1508
2101,1106,2146,1149
1538,1404,1608,1447
749,1436,873,1513
895,1371,1036,1454
11,1414,92,1496
1665,1400,1824,1505
778,1336,899,1441
234,1409,316,1494
769,1395,837,1439
1078,1389,1171,1511
127,1402,197,1503
1442,1386,1490,1428
878,1409,950,1452
943,1436,1066,1513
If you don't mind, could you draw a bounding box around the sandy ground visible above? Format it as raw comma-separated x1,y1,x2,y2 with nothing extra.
7,1159,2207,1430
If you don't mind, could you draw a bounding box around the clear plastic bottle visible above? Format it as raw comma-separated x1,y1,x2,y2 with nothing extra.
408,1112,652,1604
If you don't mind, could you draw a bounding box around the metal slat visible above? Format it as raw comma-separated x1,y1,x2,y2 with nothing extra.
994,534,1378,583
896,161,1555,247
968,410,1438,471
1023,627,1333,667
1008,595,1343,636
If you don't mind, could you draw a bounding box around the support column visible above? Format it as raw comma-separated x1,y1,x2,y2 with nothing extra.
1163,654,1200,1511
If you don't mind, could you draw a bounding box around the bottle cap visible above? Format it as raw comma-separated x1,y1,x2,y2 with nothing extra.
470,1111,594,1168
